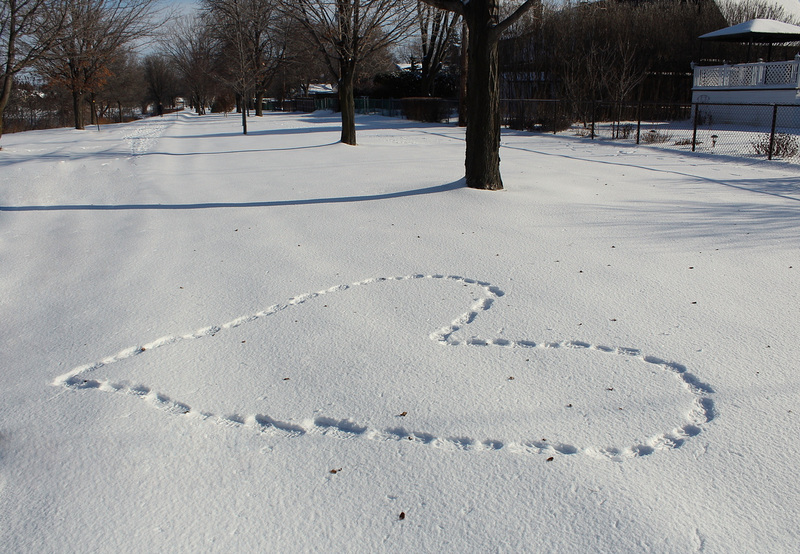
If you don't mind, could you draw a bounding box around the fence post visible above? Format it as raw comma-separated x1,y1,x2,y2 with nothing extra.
553,100,558,134
691,103,699,152
591,100,596,140
636,101,642,144
768,104,778,160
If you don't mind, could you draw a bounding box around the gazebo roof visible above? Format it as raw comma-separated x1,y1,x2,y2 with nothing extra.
699,18,800,43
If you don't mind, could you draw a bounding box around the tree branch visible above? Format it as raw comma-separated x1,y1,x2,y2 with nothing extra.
494,0,538,37
417,0,463,17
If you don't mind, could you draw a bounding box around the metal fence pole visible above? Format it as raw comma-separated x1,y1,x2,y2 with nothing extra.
768,104,778,160
692,103,699,152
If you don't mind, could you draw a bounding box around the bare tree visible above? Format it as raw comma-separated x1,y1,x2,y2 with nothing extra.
204,0,257,132
718,0,798,25
251,8,290,116
420,0,538,190
162,16,219,115
36,0,161,130
539,0,726,111
416,1,459,96
1,0,65,138
203,0,285,133
142,53,178,115
268,16,329,101
283,0,416,145
95,47,143,121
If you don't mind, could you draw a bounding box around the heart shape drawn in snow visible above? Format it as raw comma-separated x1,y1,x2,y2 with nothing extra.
53,274,714,461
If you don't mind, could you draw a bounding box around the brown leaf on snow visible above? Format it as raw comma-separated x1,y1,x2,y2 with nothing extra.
399,512,406,520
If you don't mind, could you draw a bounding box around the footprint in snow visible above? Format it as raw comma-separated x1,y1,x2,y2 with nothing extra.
53,274,714,461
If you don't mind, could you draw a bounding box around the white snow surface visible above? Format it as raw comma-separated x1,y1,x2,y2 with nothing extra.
1,111,799,552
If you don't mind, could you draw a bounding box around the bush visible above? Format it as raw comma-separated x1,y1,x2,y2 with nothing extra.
614,123,634,139
211,94,234,113
401,97,451,123
504,101,572,133
373,71,422,98
642,129,672,143
751,133,799,158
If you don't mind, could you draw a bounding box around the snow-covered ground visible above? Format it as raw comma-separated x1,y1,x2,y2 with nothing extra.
1,111,798,552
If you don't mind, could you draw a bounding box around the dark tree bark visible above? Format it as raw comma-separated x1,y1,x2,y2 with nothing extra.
463,2,502,189
0,66,14,137
338,61,357,145
72,88,85,129
458,20,467,127
255,90,264,116
241,91,247,133
89,92,98,125
0,26,17,137
420,0,538,190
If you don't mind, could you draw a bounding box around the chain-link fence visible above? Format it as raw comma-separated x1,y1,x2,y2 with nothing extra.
690,103,800,161
501,99,800,163
280,97,800,162
282,96,460,122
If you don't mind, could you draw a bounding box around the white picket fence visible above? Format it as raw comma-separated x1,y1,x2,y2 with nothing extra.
693,57,800,88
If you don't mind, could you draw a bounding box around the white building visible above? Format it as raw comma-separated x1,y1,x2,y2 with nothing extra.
691,19,800,126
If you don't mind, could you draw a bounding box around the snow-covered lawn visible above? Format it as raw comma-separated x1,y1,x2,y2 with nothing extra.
1,111,798,552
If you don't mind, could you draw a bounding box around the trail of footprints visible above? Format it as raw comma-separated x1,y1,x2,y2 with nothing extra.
53,274,715,461
122,121,168,156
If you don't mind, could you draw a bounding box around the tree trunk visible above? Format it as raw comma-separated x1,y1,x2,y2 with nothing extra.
339,62,357,145
242,92,248,135
0,73,14,139
255,91,264,116
421,56,435,96
464,1,502,190
458,21,468,128
89,93,98,126
1,24,18,140
72,89,85,130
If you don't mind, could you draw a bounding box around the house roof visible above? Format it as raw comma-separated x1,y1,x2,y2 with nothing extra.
699,18,800,43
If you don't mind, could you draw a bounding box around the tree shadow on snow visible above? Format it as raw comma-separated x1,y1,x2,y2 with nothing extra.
0,179,467,212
